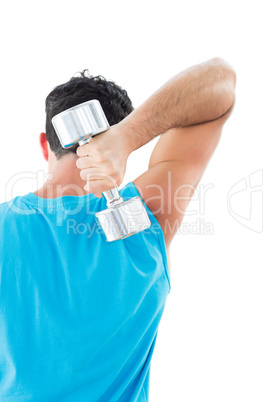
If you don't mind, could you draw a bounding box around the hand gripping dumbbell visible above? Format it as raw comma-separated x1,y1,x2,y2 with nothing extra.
52,99,151,242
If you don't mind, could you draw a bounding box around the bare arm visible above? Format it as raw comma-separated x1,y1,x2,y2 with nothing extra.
133,105,235,251
120,57,236,154
76,57,236,254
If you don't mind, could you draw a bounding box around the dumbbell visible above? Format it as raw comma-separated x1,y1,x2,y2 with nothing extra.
52,99,151,242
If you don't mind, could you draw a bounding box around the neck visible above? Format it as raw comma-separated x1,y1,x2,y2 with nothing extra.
34,153,89,199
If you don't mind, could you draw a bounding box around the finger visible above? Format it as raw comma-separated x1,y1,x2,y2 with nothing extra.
76,155,100,171
79,161,117,180
84,184,103,199
79,167,103,176
76,155,95,169
80,169,113,182
93,193,103,198
76,140,94,157
84,178,118,194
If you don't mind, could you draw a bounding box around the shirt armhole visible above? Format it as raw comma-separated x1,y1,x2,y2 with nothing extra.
120,181,171,293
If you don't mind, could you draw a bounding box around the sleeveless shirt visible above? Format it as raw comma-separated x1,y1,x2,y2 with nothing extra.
0,181,171,401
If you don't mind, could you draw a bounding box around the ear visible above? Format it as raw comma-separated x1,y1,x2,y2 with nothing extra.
39,132,49,161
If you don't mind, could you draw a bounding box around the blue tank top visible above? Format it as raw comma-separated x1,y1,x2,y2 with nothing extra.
0,181,171,401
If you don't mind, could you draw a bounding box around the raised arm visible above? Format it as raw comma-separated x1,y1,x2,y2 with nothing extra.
76,57,236,252
120,57,236,151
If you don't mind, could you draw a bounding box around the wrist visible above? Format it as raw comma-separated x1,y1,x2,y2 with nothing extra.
118,111,157,155
116,119,139,155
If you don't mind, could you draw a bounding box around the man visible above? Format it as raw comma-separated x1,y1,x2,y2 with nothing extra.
0,58,236,401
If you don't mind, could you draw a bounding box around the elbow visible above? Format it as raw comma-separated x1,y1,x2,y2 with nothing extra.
212,56,237,88
211,56,236,112
226,67,236,111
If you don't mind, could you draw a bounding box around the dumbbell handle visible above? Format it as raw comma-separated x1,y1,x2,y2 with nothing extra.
52,100,151,241
78,136,124,208
52,100,124,208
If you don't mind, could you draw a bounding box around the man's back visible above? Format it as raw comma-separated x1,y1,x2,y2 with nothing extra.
0,182,170,401
0,57,235,400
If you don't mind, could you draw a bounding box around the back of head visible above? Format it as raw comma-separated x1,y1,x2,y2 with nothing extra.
45,70,134,159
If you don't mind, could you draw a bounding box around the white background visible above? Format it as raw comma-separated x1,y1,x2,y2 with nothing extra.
0,1,267,401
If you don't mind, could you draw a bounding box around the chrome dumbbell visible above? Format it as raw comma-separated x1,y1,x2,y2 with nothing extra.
52,100,151,242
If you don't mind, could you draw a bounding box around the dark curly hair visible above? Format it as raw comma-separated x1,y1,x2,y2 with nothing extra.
45,70,134,159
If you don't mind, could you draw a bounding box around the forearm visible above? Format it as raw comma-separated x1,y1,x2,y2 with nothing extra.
120,57,236,153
